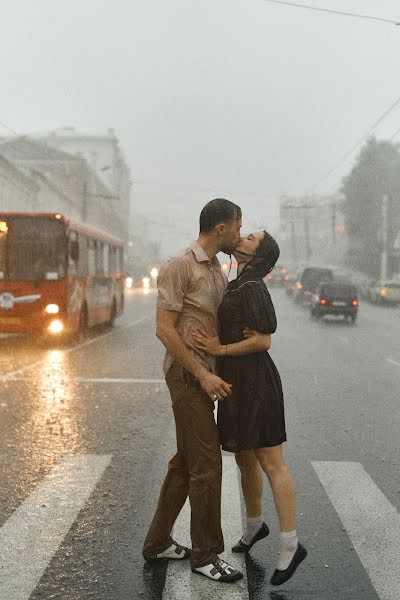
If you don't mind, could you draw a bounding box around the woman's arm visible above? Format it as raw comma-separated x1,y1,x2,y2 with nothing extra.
192,330,271,357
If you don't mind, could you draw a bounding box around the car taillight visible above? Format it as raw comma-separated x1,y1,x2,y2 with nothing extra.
320,298,327,305
352,300,358,306
297,283,303,289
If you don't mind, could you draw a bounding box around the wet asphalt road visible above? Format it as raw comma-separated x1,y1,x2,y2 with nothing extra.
0,287,399,600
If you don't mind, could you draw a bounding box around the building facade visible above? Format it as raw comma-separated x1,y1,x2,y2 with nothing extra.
33,127,131,242
0,137,122,238
0,154,39,213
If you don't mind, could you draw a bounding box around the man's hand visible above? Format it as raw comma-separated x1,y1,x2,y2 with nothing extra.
192,330,223,356
198,371,232,402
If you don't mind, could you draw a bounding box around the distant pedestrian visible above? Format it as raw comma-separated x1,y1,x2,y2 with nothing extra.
193,230,307,586
143,198,244,583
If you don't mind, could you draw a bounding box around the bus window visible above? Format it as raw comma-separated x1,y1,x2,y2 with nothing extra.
110,246,117,272
78,233,88,277
103,243,110,274
8,217,66,280
68,231,78,276
88,238,96,276
117,247,122,273
96,241,104,274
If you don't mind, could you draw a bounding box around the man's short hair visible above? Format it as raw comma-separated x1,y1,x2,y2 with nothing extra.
199,198,242,233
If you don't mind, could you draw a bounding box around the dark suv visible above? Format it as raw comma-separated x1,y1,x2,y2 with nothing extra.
294,267,334,304
310,281,359,324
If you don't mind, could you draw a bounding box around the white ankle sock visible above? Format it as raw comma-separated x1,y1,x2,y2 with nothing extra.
241,515,263,545
277,530,298,570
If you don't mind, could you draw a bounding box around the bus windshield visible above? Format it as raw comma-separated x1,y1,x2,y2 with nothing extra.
0,217,67,281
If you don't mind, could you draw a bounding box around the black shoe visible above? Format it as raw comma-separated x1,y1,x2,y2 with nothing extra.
232,522,270,553
192,558,243,583
270,543,307,586
143,540,191,564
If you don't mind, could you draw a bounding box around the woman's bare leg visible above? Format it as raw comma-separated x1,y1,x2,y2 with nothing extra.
254,445,296,532
235,449,263,517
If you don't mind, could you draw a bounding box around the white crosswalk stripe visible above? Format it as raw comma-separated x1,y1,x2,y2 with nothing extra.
163,454,248,599
312,461,400,600
0,454,112,600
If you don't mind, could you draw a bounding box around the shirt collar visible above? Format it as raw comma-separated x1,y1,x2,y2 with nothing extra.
190,240,212,263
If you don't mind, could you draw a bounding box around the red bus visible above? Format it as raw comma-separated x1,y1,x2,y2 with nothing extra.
0,213,125,336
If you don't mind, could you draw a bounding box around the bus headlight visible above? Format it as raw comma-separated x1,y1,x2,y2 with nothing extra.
48,320,64,334
45,304,60,314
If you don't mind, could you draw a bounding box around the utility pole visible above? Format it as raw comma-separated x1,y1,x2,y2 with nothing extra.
380,194,388,283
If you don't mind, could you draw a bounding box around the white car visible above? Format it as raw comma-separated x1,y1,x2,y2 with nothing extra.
366,280,400,305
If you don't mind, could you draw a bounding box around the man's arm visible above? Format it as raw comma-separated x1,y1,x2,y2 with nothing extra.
192,328,271,357
156,307,232,401
221,332,271,356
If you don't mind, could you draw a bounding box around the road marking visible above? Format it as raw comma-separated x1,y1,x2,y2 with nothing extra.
0,316,149,381
337,336,349,344
2,377,166,384
163,454,248,599
312,461,400,600
76,377,165,384
0,454,112,600
386,358,400,368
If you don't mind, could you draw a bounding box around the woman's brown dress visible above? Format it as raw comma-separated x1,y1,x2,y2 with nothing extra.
217,271,287,453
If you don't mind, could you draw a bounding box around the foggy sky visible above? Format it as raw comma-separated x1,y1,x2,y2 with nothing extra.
1,0,400,254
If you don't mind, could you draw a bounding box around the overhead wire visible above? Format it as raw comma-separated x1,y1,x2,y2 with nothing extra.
0,120,18,137
309,92,400,194
262,0,400,26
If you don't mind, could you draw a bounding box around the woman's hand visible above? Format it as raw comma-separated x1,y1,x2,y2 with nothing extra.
192,330,224,356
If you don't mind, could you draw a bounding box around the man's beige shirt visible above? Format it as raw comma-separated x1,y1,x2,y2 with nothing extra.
157,240,228,376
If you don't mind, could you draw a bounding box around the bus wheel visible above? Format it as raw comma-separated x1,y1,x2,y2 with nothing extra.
78,304,89,339
108,298,117,327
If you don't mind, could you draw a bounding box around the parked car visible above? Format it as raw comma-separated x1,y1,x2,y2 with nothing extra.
310,281,359,324
294,267,334,304
365,280,400,305
358,280,374,301
285,276,298,297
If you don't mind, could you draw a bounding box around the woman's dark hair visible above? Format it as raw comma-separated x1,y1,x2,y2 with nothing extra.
243,231,280,278
199,198,242,233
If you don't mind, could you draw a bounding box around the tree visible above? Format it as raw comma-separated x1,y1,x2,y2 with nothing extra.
341,137,400,277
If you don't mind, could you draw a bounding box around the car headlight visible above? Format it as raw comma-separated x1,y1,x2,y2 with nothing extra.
48,320,63,334
45,304,59,314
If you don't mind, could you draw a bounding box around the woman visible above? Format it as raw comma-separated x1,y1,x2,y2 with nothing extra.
193,230,307,586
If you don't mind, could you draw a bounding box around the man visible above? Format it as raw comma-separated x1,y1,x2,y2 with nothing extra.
143,198,243,583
